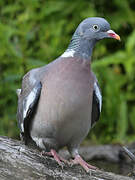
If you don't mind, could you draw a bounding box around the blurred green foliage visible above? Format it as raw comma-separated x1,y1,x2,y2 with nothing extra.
0,0,135,143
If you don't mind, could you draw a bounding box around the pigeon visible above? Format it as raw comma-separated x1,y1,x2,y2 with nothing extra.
17,17,120,172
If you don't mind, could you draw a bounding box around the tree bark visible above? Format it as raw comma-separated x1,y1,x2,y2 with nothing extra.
0,136,133,180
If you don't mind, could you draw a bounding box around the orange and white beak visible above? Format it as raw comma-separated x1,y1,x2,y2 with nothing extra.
107,30,120,41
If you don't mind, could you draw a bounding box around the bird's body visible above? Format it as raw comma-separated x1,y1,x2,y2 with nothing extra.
29,57,95,154
17,17,120,172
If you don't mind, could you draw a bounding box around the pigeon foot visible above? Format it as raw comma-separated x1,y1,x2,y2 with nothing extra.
71,154,98,172
41,149,69,168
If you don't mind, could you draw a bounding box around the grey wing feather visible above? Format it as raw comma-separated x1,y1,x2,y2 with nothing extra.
17,82,42,143
23,82,42,121
91,82,102,127
17,69,42,143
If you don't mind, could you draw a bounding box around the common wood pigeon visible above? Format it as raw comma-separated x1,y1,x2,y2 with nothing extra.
17,17,120,172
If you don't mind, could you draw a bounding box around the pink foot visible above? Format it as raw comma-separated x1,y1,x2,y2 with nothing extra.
41,149,69,167
50,149,63,167
71,155,98,172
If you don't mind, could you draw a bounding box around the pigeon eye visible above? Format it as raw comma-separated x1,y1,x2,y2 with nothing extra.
92,25,99,31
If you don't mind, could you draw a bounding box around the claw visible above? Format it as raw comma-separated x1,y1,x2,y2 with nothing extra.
41,149,69,168
41,150,97,172
71,155,98,173
41,150,52,156
50,149,64,168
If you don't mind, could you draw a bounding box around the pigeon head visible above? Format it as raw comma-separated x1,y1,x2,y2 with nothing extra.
63,17,120,60
75,17,120,41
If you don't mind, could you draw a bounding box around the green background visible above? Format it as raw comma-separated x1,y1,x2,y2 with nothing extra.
0,0,135,144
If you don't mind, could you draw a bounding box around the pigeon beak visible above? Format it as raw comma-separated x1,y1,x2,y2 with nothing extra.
107,30,121,41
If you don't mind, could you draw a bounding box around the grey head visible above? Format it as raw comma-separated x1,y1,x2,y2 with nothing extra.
64,17,120,60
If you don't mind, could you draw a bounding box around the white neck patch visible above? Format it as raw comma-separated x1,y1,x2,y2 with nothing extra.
61,49,75,58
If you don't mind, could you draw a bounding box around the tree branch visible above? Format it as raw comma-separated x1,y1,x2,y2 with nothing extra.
0,136,132,180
